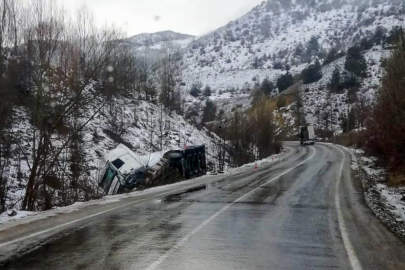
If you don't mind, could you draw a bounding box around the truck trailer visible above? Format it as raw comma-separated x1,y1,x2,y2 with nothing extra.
299,125,316,145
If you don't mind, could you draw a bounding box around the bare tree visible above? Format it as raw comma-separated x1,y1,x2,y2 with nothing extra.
135,52,156,101
291,85,306,129
105,98,132,141
18,1,126,210
353,94,370,128
0,0,18,213
157,52,182,112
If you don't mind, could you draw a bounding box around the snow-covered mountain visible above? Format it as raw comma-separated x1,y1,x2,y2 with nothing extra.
125,30,195,50
180,0,404,92
177,0,404,131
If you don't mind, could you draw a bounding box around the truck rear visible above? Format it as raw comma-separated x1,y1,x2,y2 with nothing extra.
299,125,316,145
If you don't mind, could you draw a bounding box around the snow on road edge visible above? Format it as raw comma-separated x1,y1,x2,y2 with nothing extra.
345,147,405,242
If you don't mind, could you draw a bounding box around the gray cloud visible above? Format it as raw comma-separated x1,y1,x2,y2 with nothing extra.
58,0,264,36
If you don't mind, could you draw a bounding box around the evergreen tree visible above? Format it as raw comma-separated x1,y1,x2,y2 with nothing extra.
306,36,320,59
360,37,373,51
295,43,305,57
252,57,262,69
344,45,367,77
277,73,294,92
329,66,341,92
190,82,202,97
385,26,402,46
202,99,217,123
373,26,387,46
347,87,358,104
341,71,359,88
204,85,212,97
301,59,322,84
261,78,275,95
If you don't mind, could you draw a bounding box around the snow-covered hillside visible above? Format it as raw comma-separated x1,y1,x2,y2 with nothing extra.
180,0,403,93
299,48,390,130
124,30,195,51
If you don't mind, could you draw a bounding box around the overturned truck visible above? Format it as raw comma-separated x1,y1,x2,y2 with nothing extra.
98,144,207,195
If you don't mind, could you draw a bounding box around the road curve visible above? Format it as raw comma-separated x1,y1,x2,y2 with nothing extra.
0,142,404,269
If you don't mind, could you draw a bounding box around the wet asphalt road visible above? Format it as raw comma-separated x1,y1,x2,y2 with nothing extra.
1,142,405,270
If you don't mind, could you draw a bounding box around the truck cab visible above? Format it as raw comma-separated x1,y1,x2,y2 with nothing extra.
98,144,162,195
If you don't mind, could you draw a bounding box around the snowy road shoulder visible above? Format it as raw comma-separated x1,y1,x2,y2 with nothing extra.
346,147,405,242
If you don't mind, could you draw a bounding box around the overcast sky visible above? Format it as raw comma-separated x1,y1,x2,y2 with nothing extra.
58,0,264,37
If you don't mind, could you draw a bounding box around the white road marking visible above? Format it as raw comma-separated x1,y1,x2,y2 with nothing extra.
331,144,363,270
142,146,316,270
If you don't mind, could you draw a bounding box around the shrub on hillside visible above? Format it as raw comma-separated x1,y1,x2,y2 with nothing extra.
261,78,275,95
341,71,360,88
190,82,202,97
360,37,373,51
345,45,367,77
276,73,294,92
276,95,287,108
301,59,322,84
306,36,320,59
204,85,212,96
385,26,402,47
273,62,283,69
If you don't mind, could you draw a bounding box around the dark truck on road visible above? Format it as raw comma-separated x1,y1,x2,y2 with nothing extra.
299,125,316,145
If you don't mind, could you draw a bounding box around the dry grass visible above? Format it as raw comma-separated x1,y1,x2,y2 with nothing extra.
267,94,296,109
388,173,405,187
334,131,367,148
284,94,297,106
